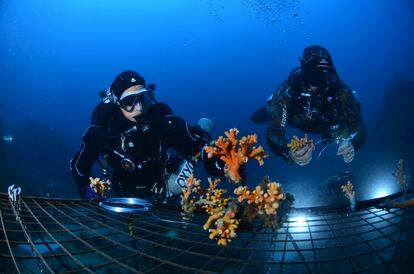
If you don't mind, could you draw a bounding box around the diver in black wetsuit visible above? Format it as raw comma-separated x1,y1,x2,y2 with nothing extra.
70,70,224,201
251,45,367,165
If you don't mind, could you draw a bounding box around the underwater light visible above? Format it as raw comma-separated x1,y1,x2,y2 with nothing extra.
373,189,390,199
371,177,395,199
290,215,307,227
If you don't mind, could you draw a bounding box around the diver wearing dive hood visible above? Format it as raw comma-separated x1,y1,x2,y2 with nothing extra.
251,45,366,165
70,70,224,201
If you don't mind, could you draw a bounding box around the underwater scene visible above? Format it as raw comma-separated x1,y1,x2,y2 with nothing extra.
1,0,414,273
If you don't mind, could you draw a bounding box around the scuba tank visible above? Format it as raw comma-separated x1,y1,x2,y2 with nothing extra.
165,117,215,196
166,157,198,195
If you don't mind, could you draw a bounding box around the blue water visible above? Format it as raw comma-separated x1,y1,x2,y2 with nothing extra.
1,0,413,206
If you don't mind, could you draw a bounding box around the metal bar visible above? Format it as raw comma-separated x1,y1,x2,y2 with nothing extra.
20,198,94,273
64,200,236,256
29,198,138,273
279,222,289,274
321,210,358,272
0,208,21,274
9,197,55,273
46,199,216,273
1,193,413,272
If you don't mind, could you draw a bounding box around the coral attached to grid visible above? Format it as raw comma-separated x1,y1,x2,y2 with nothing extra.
204,128,268,183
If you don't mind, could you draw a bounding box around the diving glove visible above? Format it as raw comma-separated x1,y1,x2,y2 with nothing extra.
337,140,355,163
289,142,315,166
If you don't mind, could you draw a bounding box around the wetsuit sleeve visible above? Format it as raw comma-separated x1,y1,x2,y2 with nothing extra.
266,81,292,161
337,84,367,150
150,103,210,156
162,115,210,156
162,115,225,176
70,126,101,198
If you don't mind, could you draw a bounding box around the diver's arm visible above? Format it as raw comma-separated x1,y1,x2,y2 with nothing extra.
389,197,414,208
162,115,210,156
162,115,225,176
338,84,367,150
266,81,292,161
70,126,101,198
155,102,209,156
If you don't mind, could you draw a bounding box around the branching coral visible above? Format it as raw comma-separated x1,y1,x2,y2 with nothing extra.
180,175,289,244
393,159,410,194
287,134,314,152
203,178,229,209
207,211,239,246
181,175,202,216
341,180,355,200
204,128,268,183
341,180,356,210
89,177,111,197
200,178,240,246
234,176,285,227
180,129,289,245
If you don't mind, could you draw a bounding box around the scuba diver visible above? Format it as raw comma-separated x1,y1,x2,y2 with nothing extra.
70,70,224,202
251,45,367,165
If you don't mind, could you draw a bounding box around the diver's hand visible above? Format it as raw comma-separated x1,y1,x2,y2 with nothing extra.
203,155,226,177
337,140,355,163
289,143,315,166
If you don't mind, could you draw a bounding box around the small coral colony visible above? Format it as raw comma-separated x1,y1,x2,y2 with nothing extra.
89,129,410,246
181,128,292,246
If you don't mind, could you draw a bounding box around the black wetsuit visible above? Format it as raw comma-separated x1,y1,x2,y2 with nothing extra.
70,101,222,199
266,68,367,161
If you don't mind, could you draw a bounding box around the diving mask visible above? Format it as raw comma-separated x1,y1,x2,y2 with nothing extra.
304,66,338,91
302,57,339,91
119,88,155,113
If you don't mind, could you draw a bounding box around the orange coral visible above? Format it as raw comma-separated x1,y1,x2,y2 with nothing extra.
287,134,314,152
207,212,239,246
234,178,285,216
199,178,240,246
89,177,111,197
204,128,268,183
393,159,410,193
341,180,355,201
234,177,286,228
180,175,289,245
341,180,356,211
181,175,202,216
202,178,230,215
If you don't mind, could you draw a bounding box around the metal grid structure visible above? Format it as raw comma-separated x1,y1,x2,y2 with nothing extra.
1,192,413,274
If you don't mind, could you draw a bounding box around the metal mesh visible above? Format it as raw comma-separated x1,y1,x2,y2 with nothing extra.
1,192,413,273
